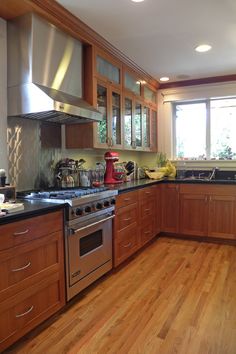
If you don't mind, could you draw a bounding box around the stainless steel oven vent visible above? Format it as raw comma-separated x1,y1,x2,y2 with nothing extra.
7,13,102,124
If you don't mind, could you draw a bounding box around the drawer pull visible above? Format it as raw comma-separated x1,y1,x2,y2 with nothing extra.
124,198,131,202
123,242,132,248
13,229,29,236
144,231,151,234
15,305,34,318
145,208,150,212
11,261,31,272
145,191,151,194
123,217,131,222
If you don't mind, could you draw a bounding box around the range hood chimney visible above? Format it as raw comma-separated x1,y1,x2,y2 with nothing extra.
7,13,102,124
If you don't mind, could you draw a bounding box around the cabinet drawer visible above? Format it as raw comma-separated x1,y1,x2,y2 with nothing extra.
114,224,139,266
139,199,155,219
138,186,156,201
140,219,154,246
116,191,138,209
0,210,63,251
115,203,138,231
0,274,63,351
0,232,62,302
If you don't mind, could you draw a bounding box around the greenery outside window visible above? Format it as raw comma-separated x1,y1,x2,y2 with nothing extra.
173,97,236,160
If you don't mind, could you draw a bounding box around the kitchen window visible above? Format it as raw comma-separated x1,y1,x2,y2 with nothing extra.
173,97,236,160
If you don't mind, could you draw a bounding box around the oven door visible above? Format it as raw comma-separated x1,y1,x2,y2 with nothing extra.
67,213,114,286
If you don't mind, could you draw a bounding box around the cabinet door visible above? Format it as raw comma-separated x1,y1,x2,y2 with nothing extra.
143,106,151,149
208,195,236,239
111,88,122,148
124,71,141,96
96,83,109,147
134,102,142,149
179,194,208,236
155,185,161,235
96,54,121,86
124,97,133,148
150,109,157,152
161,184,179,233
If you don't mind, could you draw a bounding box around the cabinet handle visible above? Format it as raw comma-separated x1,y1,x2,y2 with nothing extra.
209,196,212,202
110,137,113,147
123,217,131,221
145,208,150,212
13,229,29,236
11,261,31,272
205,196,208,203
144,231,151,234
15,305,34,318
123,242,132,248
124,198,131,202
145,191,151,194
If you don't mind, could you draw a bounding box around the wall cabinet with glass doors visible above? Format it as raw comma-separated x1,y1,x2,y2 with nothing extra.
124,96,157,151
65,46,157,151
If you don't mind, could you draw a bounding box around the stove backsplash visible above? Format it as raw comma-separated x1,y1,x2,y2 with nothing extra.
8,117,61,191
7,117,142,191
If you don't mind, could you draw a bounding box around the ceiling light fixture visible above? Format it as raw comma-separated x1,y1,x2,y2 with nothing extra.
195,44,212,53
131,0,145,3
160,77,170,82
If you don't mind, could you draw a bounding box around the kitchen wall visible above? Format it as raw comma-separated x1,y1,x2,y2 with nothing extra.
0,18,8,173
7,117,143,191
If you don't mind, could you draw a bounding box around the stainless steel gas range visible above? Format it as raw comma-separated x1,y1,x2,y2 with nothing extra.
21,187,118,300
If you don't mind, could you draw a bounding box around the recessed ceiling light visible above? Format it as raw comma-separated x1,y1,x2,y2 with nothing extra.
131,0,145,3
195,44,212,53
160,77,170,82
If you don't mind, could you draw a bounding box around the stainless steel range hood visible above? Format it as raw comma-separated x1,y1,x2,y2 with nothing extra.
7,13,102,124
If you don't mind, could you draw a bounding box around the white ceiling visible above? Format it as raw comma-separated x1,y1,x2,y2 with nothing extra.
57,0,236,83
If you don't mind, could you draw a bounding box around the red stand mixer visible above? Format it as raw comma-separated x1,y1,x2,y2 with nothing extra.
104,151,124,184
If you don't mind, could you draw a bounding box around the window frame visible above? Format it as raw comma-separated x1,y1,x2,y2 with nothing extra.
173,96,236,160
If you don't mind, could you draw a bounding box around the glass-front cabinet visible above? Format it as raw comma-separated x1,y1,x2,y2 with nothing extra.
123,95,156,151
95,80,122,149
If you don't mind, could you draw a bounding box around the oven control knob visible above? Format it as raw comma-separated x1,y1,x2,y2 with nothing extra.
85,206,92,213
75,208,83,216
110,198,116,205
96,202,103,210
103,200,110,207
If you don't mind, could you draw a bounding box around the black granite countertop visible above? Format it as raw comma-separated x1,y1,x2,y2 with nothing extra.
0,200,66,225
1,178,236,224
106,177,236,194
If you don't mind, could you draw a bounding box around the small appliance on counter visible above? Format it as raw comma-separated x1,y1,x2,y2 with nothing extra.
55,158,86,188
104,151,124,184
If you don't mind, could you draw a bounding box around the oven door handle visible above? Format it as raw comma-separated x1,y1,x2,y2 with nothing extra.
70,215,115,234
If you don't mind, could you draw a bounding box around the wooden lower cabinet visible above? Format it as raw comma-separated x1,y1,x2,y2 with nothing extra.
0,210,65,352
179,193,208,236
208,195,236,239
114,185,160,266
161,184,179,233
179,184,236,240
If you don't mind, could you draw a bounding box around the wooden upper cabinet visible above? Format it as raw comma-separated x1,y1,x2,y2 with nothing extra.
123,70,142,97
144,85,157,107
94,49,122,88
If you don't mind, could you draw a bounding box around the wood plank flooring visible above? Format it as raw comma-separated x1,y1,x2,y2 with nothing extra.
5,237,236,354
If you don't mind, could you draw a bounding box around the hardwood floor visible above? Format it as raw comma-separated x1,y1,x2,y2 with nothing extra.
5,237,236,354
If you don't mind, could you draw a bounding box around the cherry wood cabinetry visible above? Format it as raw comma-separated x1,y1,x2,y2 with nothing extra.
113,190,139,267
65,49,157,151
179,193,208,236
114,185,160,266
179,184,236,240
0,210,65,352
139,186,157,246
161,184,179,233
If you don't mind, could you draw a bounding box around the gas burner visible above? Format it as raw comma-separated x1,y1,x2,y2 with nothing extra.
18,186,117,211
